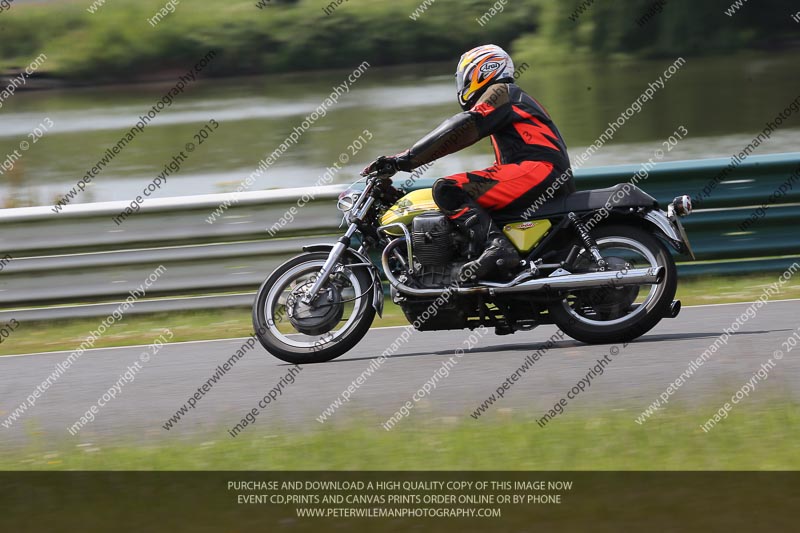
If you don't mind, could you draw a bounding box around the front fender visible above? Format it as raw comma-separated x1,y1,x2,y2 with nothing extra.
302,244,384,317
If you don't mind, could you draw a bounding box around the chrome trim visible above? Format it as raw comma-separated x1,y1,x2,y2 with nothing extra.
336,191,361,213
304,179,376,303
381,239,664,298
644,209,695,259
481,271,535,288
377,223,414,267
352,195,375,222
668,299,681,318
668,195,692,217
302,238,349,303
380,239,486,297
491,266,663,294
300,243,384,317
644,210,680,242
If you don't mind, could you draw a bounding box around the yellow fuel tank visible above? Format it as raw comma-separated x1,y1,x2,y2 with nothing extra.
379,188,439,235
502,220,552,253
381,188,552,252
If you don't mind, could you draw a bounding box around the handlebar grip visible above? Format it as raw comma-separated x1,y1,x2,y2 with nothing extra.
377,160,397,174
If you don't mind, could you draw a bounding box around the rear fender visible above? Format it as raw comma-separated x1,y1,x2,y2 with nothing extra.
642,210,695,259
591,209,694,259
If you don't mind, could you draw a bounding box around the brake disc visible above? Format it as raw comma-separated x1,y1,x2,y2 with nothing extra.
286,282,344,336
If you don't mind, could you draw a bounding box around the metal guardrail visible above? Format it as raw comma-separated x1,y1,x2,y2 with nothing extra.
1,153,798,321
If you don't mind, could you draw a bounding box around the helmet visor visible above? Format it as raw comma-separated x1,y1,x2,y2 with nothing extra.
455,69,466,105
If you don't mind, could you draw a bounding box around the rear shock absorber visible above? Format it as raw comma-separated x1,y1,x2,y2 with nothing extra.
568,212,608,270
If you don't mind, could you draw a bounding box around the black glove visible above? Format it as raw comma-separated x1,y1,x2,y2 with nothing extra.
361,151,414,177
361,156,398,177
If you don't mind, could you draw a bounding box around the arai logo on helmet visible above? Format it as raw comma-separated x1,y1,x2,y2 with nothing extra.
480,61,503,74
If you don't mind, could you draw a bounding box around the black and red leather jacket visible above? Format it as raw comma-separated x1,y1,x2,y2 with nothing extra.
396,82,572,175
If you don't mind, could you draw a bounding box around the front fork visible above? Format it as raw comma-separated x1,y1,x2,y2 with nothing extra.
301,223,359,305
302,190,377,304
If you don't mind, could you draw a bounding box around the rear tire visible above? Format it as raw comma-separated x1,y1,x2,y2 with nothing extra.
253,252,376,364
548,224,677,344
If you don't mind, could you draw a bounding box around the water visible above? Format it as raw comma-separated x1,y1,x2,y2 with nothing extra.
1,51,799,207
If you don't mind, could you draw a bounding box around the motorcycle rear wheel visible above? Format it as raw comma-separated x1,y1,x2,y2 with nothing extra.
547,224,677,344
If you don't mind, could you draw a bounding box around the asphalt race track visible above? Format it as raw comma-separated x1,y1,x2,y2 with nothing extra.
2,300,798,445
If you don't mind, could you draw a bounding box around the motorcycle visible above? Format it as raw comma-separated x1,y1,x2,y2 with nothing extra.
253,162,694,364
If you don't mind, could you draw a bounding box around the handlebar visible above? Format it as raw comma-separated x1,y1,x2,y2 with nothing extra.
361,156,399,179
376,160,398,177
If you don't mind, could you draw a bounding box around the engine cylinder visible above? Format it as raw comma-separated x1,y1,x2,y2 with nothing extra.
411,212,454,266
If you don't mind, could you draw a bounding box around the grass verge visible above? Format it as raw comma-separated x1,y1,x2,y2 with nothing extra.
2,273,798,356
3,403,798,470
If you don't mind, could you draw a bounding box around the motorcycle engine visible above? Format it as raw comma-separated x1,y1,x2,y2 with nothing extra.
410,212,466,287
396,213,471,330
412,212,455,266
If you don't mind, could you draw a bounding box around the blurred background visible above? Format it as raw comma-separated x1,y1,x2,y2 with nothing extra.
1,0,800,476
1,0,798,206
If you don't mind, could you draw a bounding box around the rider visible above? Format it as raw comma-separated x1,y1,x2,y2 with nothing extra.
362,44,574,281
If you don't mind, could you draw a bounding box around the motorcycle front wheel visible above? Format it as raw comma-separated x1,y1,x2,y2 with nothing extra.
252,252,376,364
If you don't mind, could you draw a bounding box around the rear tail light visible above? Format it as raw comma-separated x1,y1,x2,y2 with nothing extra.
669,195,692,217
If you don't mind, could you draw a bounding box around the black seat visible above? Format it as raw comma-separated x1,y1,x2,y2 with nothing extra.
507,184,658,221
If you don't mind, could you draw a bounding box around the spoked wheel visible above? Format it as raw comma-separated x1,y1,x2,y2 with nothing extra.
548,225,677,344
253,252,376,363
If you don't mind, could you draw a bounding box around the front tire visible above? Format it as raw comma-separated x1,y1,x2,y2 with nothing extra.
548,224,677,344
253,252,376,364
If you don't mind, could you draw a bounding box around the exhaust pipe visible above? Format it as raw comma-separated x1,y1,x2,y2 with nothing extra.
381,239,664,298
630,299,681,318
491,266,663,294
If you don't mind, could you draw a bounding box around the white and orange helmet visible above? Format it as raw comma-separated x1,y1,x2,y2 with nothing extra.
455,44,515,110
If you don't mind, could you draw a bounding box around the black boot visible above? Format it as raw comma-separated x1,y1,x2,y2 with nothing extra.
459,232,520,282
454,209,519,282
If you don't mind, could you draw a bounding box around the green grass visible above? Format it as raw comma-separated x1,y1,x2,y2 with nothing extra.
675,271,800,305
2,273,798,356
4,403,799,470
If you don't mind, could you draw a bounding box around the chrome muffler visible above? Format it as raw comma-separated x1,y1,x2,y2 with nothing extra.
490,266,663,294
381,239,664,298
